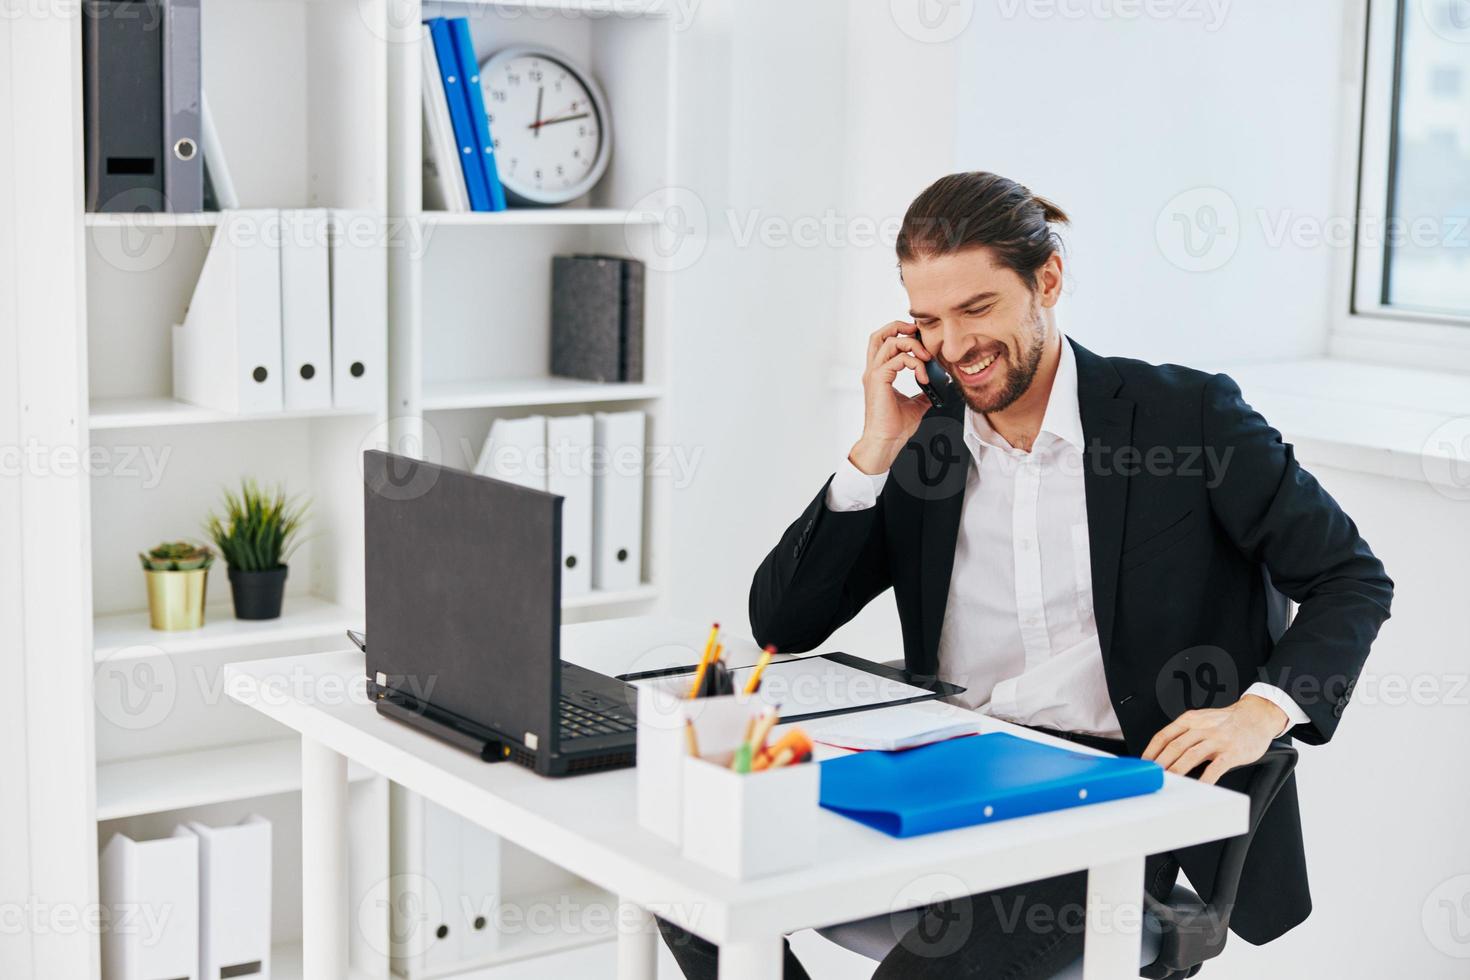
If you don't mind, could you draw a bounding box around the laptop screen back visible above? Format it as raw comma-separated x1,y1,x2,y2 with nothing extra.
363,450,561,752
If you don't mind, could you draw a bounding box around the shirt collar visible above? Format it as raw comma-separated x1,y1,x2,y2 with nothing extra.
963,335,1084,453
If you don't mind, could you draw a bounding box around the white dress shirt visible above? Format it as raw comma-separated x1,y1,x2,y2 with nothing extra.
827,337,1306,739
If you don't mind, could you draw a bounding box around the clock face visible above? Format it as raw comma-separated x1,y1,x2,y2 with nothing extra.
480,48,610,206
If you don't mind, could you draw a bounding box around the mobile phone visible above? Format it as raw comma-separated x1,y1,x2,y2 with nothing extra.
913,334,951,408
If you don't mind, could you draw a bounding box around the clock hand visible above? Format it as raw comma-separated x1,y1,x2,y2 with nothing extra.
527,112,590,130
533,86,544,139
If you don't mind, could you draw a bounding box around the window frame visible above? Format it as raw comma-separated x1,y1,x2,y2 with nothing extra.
1334,0,1470,371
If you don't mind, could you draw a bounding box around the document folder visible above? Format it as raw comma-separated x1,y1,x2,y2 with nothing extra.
820,732,1163,838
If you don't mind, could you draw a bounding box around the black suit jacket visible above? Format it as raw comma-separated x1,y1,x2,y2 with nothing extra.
749,339,1392,944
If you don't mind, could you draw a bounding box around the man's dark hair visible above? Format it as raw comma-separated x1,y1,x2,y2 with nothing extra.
895,172,1069,288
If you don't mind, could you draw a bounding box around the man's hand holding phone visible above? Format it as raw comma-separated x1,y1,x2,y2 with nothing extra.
851,321,941,475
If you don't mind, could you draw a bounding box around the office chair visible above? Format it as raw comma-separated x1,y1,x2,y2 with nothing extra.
817,744,1299,979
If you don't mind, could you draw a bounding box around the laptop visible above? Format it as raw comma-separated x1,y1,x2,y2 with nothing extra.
361,450,637,777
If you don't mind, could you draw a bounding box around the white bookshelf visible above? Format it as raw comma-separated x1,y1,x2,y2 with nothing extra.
416,206,663,227
54,0,681,975
96,739,375,822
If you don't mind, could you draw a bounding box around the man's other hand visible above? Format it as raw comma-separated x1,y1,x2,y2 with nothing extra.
1142,694,1287,784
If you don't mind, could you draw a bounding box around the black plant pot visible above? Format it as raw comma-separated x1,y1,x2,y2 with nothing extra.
228,565,289,620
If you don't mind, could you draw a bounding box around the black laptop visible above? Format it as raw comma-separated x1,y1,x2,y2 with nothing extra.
362,450,637,777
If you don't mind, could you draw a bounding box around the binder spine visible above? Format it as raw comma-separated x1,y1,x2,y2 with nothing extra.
162,0,203,212
84,0,166,212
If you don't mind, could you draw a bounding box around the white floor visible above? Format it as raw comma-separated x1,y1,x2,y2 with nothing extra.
457,928,868,980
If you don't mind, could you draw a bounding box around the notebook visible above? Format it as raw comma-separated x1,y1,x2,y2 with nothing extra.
807,703,985,752
819,732,1164,837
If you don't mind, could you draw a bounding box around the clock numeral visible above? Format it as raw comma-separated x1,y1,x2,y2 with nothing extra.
490,90,505,103
555,165,564,177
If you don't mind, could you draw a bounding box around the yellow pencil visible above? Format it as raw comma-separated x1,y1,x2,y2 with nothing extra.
686,622,721,699
684,719,700,757
743,644,776,695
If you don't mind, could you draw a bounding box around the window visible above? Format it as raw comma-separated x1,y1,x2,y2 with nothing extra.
1354,0,1470,322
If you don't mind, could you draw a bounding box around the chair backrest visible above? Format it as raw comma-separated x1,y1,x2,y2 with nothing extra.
1143,744,1298,979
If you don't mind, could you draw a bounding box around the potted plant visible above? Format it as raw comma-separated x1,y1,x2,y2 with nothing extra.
139,541,215,631
206,481,308,621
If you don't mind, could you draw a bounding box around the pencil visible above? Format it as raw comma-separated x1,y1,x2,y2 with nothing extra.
743,644,776,695
750,708,780,755
686,622,721,699
684,719,700,758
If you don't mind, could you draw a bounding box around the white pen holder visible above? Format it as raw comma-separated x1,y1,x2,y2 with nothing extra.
635,678,760,846
681,756,820,879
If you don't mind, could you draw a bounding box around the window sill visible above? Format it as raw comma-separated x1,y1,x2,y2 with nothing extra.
1217,357,1470,490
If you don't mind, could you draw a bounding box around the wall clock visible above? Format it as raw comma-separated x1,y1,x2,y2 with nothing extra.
479,45,612,206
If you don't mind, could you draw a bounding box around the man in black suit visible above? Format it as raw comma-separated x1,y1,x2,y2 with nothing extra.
658,172,1392,978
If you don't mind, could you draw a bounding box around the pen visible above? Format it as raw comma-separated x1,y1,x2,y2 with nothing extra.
686,622,721,699
743,644,776,695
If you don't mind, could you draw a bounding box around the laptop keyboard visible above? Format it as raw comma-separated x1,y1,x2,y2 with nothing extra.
559,696,635,742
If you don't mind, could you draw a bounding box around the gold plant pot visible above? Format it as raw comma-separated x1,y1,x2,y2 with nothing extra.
145,568,209,631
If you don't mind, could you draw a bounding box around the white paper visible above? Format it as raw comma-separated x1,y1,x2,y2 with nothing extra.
806,702,985,751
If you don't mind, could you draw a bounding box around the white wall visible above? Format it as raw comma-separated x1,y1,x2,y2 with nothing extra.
665,0,855,633
952,0,1355,366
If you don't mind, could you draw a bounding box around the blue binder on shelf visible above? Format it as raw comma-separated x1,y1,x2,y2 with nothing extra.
445,17,507,212
819,732,1164,838
425,17,491,212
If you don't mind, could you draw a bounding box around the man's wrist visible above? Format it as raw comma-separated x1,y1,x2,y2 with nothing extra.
1238,693,1289,737
849,435,904,475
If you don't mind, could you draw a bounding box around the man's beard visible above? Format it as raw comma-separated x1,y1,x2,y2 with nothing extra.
948,302,1048,415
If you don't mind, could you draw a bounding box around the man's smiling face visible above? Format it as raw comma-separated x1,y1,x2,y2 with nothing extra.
902,246,1061,415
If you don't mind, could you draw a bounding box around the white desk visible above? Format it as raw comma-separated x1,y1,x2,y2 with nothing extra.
224,619,1248,980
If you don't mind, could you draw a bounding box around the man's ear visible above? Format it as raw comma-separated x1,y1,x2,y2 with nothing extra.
1035,253,1064,309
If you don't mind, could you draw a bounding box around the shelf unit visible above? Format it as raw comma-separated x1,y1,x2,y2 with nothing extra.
52,0,681,976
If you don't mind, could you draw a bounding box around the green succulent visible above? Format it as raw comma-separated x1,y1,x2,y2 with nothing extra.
139,541,215,571
206,480,308,572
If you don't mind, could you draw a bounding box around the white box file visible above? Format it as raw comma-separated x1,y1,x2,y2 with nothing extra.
328,209,388,411
99,831,200,980
172,209,283,414
178,816,272,980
